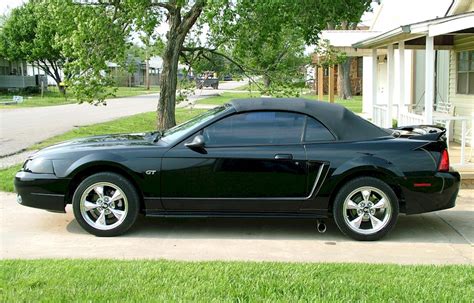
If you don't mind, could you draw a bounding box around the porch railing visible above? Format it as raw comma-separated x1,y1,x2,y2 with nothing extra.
398,112,424,126
373,104,388,128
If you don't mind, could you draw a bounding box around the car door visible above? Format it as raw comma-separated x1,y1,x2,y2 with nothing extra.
160,111,310,212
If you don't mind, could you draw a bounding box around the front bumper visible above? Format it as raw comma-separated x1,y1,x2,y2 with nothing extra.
402,171,460,215
14,171,70,213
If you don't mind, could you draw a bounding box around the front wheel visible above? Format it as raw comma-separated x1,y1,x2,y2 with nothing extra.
72,172,139,237
333,177,399,241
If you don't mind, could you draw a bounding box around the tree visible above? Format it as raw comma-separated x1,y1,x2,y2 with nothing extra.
0,0,125,98
72,0,373,129
0,0,72,94
225,4,307,94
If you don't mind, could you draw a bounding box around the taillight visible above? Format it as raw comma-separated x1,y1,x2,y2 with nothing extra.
438,149,449,172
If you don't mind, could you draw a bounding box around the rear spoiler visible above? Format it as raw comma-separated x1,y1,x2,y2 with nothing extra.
391,125,446,142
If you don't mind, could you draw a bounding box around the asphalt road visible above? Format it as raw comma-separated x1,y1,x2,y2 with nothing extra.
1,190,472,264
0,81,244,157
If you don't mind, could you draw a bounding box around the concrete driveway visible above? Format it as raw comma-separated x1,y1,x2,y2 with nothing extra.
1,190,472,264
0,81,244,157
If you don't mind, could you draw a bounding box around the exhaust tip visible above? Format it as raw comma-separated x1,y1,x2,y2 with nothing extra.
317,220,327,233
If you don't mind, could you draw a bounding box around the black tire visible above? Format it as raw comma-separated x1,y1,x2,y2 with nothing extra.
333,177,399,241
72,172,140,237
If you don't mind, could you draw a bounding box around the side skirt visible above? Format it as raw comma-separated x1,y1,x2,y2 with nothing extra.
144,210,329,219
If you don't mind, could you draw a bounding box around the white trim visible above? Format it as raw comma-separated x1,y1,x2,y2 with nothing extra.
387,44,395,128
398,41,405,122
424,36,435,124
428,15,474,37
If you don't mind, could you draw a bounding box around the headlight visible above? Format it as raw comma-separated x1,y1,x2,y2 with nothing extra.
23,158,54,174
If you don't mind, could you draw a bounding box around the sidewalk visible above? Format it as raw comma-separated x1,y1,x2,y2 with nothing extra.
1,189,472,264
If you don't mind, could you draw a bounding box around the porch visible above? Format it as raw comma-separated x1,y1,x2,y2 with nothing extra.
353,12,474,170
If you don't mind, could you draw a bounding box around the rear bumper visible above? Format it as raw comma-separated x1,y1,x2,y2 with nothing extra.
402,171,460,215
14,171,69,213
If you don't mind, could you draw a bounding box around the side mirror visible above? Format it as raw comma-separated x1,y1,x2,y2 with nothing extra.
185,135,206,152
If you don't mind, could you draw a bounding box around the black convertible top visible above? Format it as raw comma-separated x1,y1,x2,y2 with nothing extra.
229,98,391,141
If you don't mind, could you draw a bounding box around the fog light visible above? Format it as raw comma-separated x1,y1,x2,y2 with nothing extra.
16,194,22,204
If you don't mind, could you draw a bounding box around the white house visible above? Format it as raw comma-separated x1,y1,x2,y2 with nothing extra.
321,0,474,169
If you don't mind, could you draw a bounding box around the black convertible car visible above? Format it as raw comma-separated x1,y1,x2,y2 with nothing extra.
14,98,460,240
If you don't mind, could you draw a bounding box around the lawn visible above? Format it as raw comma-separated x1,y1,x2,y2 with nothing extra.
2,260,472,302
0,108,205,193
0,86,159,109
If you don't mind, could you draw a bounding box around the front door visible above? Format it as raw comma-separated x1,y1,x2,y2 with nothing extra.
161,111,310,212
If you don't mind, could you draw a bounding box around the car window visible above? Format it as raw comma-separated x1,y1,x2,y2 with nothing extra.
203,111,305,146
160,105,230,144
304,117,335,141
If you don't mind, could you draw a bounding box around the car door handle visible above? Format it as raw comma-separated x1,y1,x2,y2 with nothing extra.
274,154,293,160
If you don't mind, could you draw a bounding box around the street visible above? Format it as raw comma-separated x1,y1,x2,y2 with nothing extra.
0,80,244,157
1,189,472,264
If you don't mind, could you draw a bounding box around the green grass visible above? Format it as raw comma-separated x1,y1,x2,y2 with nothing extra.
2,260,472,302
197,92,261,105
233,79,264,91
0,86,159,109
303,94,363,113
0,109,205,193
0,164,22,192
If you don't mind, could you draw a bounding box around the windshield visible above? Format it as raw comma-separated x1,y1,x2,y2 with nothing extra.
160,105,230,144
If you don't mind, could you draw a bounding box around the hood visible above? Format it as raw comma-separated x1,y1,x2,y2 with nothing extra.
33,132,161,158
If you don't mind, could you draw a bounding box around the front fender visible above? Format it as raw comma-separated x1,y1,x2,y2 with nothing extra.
54,152,129,178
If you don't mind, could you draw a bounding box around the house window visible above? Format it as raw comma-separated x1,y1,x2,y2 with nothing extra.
457,50,474,94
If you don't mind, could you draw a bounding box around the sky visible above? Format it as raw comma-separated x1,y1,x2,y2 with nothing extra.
0,0,25,16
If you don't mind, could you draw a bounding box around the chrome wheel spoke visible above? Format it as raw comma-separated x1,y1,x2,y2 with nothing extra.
369,214,383,229
110,190,123,202
346,200,359,210
96,210,107,227
94,186,105,199
361,190,371,202
84,200,99,211
110,208,125,220
372,198,386,209
349,214,364,229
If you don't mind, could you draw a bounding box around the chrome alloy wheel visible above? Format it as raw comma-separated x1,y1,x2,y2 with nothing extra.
79,182,128,231
342,186,392,235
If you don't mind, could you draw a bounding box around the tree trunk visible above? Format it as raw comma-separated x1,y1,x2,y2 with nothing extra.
156,2,205,130
339,57,352,99
57,83,66,95
157,44,180,129
145,57,150,90
263,75,271,89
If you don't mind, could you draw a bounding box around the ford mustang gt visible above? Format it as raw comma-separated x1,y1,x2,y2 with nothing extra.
14,98,460,240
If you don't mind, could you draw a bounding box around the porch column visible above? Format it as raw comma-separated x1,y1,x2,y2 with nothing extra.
387,44,395,128
424,36,435,124
398,41,405,122
371,48,378,119
317,66,324,100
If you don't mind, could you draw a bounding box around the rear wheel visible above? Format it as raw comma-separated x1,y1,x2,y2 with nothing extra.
333,177,399,241
72,172,139,237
